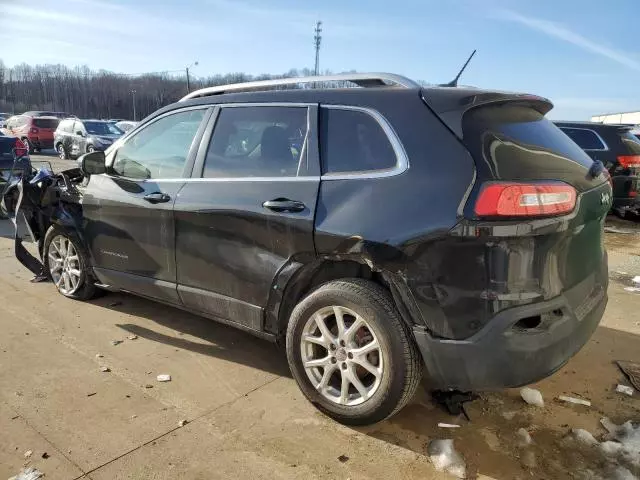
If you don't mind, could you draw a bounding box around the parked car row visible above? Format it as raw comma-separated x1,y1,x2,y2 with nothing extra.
0,111,137,156
554,121,640,218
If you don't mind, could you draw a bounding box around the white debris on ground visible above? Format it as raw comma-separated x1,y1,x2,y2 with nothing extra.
516,427,533,446
178,419,188,427
437,423,461,428
520,387,544,407
427,439,466,479
127,335,138,340
100,366,110,373
558,395,591,406
8,467,44,480
624,287,640,293
600,417,640,468
572,428,599,446
157,374,171,382
632,276,640,284
23,450,32,458
616,385,635,396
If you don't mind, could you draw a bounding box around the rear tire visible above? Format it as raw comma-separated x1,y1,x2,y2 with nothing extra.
43,225,97,300
286,279,423,425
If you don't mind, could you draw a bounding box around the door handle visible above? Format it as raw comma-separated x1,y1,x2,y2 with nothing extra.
262,198,306,213
143,192,171,204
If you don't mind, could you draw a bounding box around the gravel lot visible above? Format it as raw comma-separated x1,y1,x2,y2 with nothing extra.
1,150,639,479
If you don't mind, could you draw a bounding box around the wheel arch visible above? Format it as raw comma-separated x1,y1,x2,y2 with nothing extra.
268,257,423,341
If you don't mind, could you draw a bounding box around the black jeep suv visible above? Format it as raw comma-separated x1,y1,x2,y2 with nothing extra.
42,74,610,425
555,121,640,218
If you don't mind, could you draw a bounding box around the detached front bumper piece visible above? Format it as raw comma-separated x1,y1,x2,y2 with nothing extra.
414,284,607,392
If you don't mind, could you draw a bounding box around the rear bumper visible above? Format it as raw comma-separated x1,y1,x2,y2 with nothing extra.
413,284,607,391
28,136,54,149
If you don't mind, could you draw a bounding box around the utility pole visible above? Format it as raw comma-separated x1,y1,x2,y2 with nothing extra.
186,61,199,94
314,21,322,76
131,89,136,121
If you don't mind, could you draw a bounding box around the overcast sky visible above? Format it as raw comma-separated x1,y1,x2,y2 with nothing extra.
1,0,639,119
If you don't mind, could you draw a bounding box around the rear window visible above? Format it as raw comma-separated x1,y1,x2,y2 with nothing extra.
320,107,397,175
33,118,59,129
559,127,606,150
463,105,595,171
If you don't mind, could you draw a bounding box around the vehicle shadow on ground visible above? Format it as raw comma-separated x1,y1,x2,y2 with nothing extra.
357,324,640,480
89,292,290,378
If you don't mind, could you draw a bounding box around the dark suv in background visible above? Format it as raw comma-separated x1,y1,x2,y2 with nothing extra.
555,121,640,218
54,119,123,159
33,73,609,425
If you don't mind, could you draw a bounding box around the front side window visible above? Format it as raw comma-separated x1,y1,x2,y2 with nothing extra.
559,127,606,150
203,106,307,178
320,107,397,174
112,109,205,179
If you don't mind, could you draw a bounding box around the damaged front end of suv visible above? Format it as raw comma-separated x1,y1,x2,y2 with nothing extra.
1,154,86,281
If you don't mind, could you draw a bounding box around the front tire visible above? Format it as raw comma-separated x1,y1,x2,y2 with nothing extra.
286,279,423,425
57,143,68,160
43,225,97,300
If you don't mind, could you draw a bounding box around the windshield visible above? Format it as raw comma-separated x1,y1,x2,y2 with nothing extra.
83,121,123,135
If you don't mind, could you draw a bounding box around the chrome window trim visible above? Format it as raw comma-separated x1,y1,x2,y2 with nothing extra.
559,126,609,152
319,104,409,180
129,176,319,183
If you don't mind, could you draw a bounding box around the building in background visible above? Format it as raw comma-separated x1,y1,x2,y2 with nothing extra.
591,111,640,125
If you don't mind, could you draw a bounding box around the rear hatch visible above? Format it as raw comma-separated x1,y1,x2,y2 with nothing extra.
421,88,609,334
32,117,60,140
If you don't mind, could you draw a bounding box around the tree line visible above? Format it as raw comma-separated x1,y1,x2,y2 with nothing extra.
0,60,322,120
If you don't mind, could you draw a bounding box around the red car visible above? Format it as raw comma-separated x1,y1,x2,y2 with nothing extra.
3,114,60,153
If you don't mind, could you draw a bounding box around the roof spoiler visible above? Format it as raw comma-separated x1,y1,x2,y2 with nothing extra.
421,87,553,139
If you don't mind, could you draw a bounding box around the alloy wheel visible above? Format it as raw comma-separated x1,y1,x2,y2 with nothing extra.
58,144,66,159
300,305,384,406
48,235,82,295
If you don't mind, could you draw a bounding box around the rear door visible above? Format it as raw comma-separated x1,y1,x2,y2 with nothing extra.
82,106,211,303
174,104,319,331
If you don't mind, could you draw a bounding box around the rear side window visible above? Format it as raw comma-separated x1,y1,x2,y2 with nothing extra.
559,127,606,150
320,107,397,174
203,106,307,178
33,118,60,129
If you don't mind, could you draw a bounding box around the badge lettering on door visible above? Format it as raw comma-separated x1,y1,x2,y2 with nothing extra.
101,250,129,260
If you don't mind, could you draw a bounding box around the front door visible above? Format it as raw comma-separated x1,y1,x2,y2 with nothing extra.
82,107,211,303
174,104,319,331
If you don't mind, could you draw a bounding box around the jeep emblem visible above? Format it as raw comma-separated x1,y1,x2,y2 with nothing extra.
600,192,611,205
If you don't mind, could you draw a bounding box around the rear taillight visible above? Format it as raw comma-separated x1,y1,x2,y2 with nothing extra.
475,182,577,217
14,139,28,158
618,155,640,168
30,127,39,134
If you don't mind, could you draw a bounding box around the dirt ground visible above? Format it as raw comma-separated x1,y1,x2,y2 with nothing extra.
0,152,639,479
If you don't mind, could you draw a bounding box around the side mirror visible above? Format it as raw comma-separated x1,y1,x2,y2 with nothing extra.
79,151,106,176
76,130,85,137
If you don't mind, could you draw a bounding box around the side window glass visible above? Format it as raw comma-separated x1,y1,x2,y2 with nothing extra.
112,109,205,179
560,128,606,150
320,107,397,174
203,106,307,178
